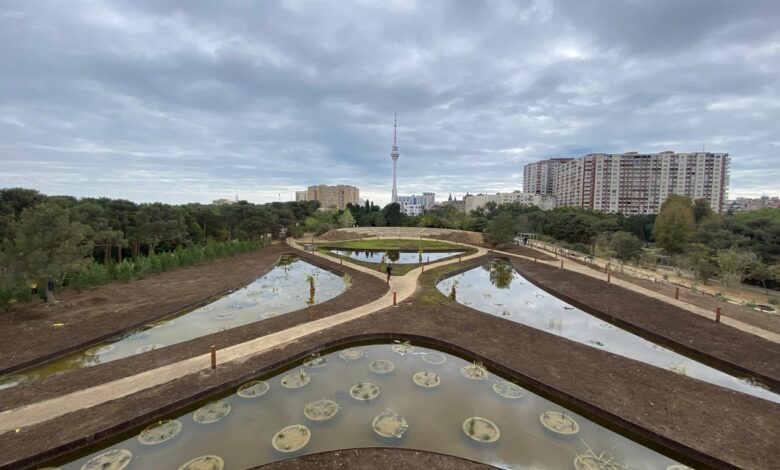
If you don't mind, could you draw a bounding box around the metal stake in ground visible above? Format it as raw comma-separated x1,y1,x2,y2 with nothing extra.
210,345,217,370
715,306,721,323
675,287,679,300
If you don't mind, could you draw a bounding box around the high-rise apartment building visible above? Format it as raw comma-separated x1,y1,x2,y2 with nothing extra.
522,158,574,194
537,151,729,215
297,185,360,210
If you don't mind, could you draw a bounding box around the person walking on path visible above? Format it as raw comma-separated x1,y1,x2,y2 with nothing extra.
385,264,393,283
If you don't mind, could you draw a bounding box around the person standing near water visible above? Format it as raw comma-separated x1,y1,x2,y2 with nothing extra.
386,264,392,283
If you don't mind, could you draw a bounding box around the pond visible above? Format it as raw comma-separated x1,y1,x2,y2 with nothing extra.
0,256,346,390
437,259,779,404
44,342,685,470
328,249,465,265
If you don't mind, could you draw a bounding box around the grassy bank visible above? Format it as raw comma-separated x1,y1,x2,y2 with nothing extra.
317,238,463,251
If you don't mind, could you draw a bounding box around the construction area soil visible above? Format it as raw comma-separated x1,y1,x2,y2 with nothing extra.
254,448,492,469
509,257,780,387
3,253,778,470
0,248,389,411
496,245,556,261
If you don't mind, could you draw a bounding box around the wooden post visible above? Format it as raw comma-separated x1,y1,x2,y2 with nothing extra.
308,306,313,321
422,264,425,273
715,306,721,323
210,345,216,370
393,292,397,306
533,256,537,262
340,258,343,265
605,263,609,274
607,272,611,283
674,287,679,300
458,255,462,262
560,260,563,269
555,252,558,260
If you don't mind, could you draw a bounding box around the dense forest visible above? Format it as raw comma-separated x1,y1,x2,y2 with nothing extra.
2,187,778,309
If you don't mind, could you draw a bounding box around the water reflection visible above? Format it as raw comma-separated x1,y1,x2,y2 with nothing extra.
49,342,682,470
329,249,465,265
439,259,779,403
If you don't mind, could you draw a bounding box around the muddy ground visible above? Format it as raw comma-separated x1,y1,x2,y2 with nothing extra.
3,254,778,470
254,448,492,469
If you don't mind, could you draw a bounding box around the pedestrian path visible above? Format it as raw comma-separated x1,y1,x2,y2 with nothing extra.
0,239,487,435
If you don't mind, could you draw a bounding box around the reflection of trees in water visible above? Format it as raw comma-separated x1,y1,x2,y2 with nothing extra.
386,250,400,262
486,260,514,289
278,255,297,268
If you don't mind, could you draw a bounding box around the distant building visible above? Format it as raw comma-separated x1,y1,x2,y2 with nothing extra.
464,191,556,212
396,192,435,216
725,196,780,212
297,185,359,210
212,198,236,206
440,193,467,213
522,158,574,195
524,151,730,215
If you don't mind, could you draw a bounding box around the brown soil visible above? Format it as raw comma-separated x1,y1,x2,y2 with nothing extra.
0,248,388,411
509,257,780,386
4,255,779,470
500,245,556,261
0,244,290,373
253,448,493,469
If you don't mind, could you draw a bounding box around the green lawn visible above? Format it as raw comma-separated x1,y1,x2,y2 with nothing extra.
317,238,462,251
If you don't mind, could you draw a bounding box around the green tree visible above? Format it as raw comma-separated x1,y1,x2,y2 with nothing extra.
692,198,714,223
653,195,695,254
382,203,402,227
610,231,644,262
338,209,356,228
132,203,187,255
483,212,516,247
718,249,759,288
1,203,93,304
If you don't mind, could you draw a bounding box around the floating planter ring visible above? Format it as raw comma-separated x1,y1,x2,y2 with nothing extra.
272,424,311,453
391,342,414,355
303,398,340,421
733,376,769,390
349,382,380,401
195,306,213,314
586,339,608,350
540,411,579,435
303,354,328,368
137,419,183,445
193,401,232,424
462,417,500,443
177,454,224,470
236,380,270,398
80,449,132,470
213,312,237,321
338,348,365,361
372,409,409,438
134,344,164,355
262,312,281,319
281,369,310,389
460,362,488,380
421,352,446,365
84,344,116,356
492,381,525,399
412,371,440,388
369,359,395,374
594,322,616,330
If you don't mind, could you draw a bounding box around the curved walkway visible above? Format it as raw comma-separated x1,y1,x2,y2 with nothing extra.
0,239,487,435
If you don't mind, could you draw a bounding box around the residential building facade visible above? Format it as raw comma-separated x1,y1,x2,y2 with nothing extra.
522,158,574,195
725,196,780,212
525,151,729,215
396,192,435,216
212,198,236,206
464,191,556,212
298,185,360,210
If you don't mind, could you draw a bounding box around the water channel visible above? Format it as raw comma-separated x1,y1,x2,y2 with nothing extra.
437,259,778,403
328,249,465,265
0,255,346,391
43,342,685,470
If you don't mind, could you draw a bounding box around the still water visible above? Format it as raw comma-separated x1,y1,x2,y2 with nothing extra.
0,256,345,390
329,249,465,265
437,259,779,403
46,342,683,470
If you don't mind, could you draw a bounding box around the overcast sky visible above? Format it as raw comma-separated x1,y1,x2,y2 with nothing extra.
1,0,779,206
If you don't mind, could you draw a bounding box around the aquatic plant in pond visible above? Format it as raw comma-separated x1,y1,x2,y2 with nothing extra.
369,359,395,374
304,398,340,421
462,417,500,443
439,259,780,403
350,382,380,401
236,380,270,398
177,455,224,470
137,419,182,445
281,368,310,389
540,411,580,435
373,409,409,438
272,424,311,453
460,361,488,380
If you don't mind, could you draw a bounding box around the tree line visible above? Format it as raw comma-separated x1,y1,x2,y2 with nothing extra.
0,188,321,307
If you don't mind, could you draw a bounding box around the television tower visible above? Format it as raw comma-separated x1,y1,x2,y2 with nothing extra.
390,113,400,203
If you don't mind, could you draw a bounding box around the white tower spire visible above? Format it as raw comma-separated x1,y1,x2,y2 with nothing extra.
391,113,400,203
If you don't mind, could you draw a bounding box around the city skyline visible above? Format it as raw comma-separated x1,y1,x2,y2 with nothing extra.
1,1,779,205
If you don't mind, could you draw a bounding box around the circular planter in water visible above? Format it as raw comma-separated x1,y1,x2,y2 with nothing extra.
412,371,440,388
338,348,365,361
369,359,395,374
80,449,132,470
213,312,237,321
195,305,213,314
304,398,340,421
287,294,302,300
0,374,29,391
540,411,579,435
350,382,380,401
272,424,311,453
666,363,690,376
261,311,281,319
137,419,182,445
281,369,310,389
586,339,609,350
193,400,232,424
236,380,270,398
391,342,414,355
84,344,116,356
594,322,616,330
134,344,164,354
303,353,327,368
372,409,409,438
421,352,446,365
269,302,288,309
460,362,489,380
646,341,669,352
573,451,627,470
177,455,224,470
462,417,500,443
733,376,769,390
492,381,525,399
